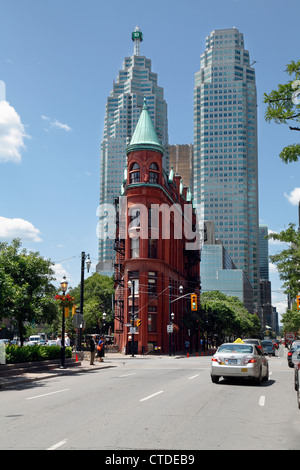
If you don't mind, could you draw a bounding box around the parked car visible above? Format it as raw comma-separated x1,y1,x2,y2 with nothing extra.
211,342,269,384
46,340,58,346
242,338,263,350
291,340,300,350
261,340,275,356
0,339,10,345
288,344,300,368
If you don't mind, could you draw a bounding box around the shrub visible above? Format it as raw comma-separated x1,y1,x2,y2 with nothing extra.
5,345,72,364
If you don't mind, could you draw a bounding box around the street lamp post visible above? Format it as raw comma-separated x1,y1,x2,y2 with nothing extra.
60,276,68,369
102,312,107,334
128,280,135,357
78,252,91,351
169,285,183,356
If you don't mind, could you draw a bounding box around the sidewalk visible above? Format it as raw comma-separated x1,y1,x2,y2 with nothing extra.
0,356,117,390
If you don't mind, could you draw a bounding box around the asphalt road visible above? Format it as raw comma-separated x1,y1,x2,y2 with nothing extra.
0,347,299,451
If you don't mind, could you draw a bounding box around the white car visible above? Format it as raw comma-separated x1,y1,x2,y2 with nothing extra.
211,342,269,385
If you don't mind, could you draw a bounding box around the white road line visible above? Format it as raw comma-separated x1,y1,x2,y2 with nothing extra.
140,391,164,402
188,374,200,380
118,373,137,377
259,395,265,407
47,439,67,450
26,389,70,400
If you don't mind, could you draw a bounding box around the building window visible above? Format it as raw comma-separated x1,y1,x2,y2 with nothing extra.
148,239,157,258
149,162,159,183
148,308,157,332
129,162,140,183
130,237,139,258
148,271,157,296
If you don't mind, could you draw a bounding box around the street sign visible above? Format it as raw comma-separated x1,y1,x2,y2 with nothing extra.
125,323,131,327
130,327,137,334
167,324,173,333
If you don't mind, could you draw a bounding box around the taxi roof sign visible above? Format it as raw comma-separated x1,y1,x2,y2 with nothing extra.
233,338,244,343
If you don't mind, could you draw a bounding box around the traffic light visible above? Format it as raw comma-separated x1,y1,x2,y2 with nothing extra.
136,318,141,327
297,295,300,310
191,294,197,311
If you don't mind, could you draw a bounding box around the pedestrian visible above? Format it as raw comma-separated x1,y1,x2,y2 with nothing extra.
90,335,96,365
56,334,62,347
185,339,190,355
97,336,105,362
65,333,70,347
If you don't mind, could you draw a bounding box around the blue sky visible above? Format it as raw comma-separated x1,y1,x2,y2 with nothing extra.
0,0,299,321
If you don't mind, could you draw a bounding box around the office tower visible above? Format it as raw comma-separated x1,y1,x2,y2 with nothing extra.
259,225,269,281
168,144,193,188
259,225,273,328
98,27,169,275
194,28,260,305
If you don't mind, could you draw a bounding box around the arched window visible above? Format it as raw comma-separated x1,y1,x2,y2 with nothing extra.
129,162,140,184
149,162,159,184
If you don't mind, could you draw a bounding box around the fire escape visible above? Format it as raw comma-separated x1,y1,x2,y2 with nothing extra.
113,197,125,330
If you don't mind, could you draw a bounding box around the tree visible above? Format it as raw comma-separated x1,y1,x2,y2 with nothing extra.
0,239,58,345
268,223,300,299
68,273,114,333
199,291,261,343
281,304,300,334
264,60,300,163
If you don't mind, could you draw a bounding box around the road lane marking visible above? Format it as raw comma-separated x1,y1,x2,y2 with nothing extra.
26,389,69,400
140,391,163,402
259,395,265,407
47,439,67,450
188,374,200,380
118,373,137,377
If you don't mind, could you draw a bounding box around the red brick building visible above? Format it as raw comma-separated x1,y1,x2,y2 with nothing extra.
114,99,200,354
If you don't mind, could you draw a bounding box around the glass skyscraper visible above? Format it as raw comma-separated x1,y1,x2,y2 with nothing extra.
193,28,260,305
98,27,168,274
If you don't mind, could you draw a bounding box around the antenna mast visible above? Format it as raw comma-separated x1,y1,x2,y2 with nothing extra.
132,26,143,56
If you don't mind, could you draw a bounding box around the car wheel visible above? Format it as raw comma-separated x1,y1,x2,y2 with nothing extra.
297,370,300,409
211,375,219,384
263,364,269,382
255,367,263,385
294,368,298,392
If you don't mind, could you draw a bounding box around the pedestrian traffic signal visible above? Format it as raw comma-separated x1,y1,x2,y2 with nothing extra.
191,294,197,311
297,295,300,310
136,318,141,327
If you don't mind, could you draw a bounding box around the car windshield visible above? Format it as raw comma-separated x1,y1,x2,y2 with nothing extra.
218,344,253,354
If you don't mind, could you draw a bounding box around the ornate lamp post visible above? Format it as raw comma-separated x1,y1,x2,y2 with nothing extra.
78,252,91,351
128,280,135,357
60,276,68,369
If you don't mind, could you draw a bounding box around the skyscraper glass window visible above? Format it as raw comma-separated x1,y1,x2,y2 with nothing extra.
98,27,169,274
193,28,260,305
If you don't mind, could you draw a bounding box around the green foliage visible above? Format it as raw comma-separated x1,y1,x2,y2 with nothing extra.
68,273,114,332
268,223,300,299
0,239,59,344
281,307,300,334
199,291,261,340
264,60,300,163
5,344,72,364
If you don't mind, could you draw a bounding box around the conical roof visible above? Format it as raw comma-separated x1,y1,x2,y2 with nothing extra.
126,98,164,155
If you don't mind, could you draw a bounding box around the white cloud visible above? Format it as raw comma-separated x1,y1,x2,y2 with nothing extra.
52,263,69,283
0,216,42,242
0,100,28,163
269,262,278,274
284,187,300,206
41,115,72,132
